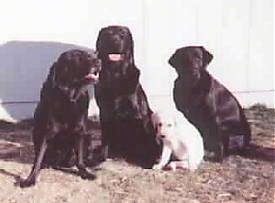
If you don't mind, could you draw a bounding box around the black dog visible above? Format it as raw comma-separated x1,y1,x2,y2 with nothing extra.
168,46,251,162
20,49,101,187
95,25,160,167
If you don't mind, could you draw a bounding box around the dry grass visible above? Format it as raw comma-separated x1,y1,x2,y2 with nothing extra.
0,104,274,203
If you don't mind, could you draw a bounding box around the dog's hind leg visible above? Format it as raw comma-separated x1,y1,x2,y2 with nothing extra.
167,160,198,171
75,134,96,180
19,137,48,188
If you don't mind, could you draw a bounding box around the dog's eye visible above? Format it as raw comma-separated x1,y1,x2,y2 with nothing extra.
93,58,99,64
158,123,162,127
194,52,203,59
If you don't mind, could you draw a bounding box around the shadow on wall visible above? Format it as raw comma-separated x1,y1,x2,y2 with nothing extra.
0,41,95,122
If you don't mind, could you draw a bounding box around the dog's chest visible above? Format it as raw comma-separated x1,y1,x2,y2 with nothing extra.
166,139,188,160
51,98,86,123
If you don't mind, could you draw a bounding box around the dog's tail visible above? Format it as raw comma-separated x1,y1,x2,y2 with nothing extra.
239,108,252,147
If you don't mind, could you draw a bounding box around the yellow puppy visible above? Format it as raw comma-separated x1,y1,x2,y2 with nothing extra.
152,110,204,171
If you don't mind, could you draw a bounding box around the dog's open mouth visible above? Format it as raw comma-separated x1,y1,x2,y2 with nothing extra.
84,72,99,83
108,53,123,61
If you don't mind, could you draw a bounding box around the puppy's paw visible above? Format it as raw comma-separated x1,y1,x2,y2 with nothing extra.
152,164,163,170
167,162,177,171
188,164,198,172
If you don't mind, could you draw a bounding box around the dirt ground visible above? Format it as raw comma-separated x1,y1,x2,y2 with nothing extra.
0,104,274,203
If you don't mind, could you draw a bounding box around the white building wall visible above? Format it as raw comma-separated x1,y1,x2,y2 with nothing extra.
0,0,273,121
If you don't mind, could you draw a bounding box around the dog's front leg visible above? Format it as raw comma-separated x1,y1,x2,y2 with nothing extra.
205,115,224,162
19,137,48,188
98,121,114,161
75,133,96,180
152,145,172,170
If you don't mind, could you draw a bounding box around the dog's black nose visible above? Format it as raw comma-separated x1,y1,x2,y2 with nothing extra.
160,135,166,139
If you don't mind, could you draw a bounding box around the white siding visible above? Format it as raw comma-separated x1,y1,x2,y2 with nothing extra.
142,0,273,108
0,0,273,121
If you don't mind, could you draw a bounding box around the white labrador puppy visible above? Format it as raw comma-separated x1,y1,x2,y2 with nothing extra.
152,110,204,171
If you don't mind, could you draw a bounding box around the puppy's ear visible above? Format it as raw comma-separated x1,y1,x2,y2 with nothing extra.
151,112,159,133
173,119,177,128
201,46,213,68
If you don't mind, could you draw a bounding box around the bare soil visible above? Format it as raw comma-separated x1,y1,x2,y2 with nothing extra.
0,104,274,203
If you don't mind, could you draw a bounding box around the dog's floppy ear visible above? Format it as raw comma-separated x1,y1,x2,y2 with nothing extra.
53,58,71,84
151,112,160,134
151,112,162,145
173,118,177,128
96,28,107,59
124,27,135,65
168,49,182,70
44,62,57,88
201,46,213,68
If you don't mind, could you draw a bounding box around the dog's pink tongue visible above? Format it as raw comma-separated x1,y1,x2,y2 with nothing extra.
85,73,99,83
108,54,122,61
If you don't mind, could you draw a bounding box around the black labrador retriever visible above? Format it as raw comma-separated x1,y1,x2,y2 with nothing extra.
20,49,101,187
95,25,160,167
168,46,251,162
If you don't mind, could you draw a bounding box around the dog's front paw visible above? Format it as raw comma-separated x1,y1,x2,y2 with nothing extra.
204,146,224,162
79,169,96,180
152,164,163,170
19,178,36,188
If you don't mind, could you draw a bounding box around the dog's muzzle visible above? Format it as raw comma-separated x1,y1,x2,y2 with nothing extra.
84,72,99,84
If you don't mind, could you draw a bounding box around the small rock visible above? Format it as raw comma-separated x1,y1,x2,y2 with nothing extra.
262,172,269,178
242,191,258,201
217,192,232,201
186,199,200,203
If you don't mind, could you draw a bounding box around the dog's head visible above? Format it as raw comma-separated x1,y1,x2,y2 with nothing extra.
96,25,134,64
151,111,177,142
168,46,213,83
52,49,101,86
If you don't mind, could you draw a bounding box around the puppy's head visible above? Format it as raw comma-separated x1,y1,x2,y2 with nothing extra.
53,49,101,86
168,46,213,82
96,25,134,64
151,111,176,142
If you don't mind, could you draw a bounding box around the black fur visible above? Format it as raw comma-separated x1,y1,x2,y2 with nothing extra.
95,26,160,167
20,49,101,187
169,46,251,162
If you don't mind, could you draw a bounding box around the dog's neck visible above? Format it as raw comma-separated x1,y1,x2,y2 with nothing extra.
176,71,211,97
51,83,88,103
